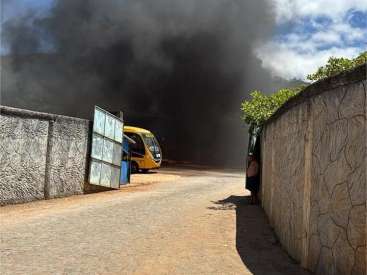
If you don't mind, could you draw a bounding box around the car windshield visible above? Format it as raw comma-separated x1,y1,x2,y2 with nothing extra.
142,133,160,154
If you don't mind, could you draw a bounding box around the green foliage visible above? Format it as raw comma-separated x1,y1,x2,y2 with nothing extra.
241,87,301,127
307,51,367,81
354,51,367,66
241,51,366,128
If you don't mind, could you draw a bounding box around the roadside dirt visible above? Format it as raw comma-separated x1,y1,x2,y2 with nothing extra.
0,172,179,227
0,168,310,275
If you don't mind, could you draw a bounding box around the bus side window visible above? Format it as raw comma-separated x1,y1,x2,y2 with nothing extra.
127,133,145,157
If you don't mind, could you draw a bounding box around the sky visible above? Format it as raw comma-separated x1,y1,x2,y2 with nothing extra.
2,0,54,20
2,0,367,81
257,0,367,80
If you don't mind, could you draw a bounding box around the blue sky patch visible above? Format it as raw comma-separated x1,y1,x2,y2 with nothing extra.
347,10,367,29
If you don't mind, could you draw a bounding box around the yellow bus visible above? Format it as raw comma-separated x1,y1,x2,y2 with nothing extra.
123,126,162,173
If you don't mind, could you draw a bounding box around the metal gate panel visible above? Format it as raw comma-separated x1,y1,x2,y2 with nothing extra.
89,106,123,189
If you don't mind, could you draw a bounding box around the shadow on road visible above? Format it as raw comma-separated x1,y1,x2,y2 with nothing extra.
209,195,311,275
140,170,158,174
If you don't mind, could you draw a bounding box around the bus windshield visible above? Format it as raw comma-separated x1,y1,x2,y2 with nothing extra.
141,133,160,156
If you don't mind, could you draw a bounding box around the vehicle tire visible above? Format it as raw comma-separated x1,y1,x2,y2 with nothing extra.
131,162,139,174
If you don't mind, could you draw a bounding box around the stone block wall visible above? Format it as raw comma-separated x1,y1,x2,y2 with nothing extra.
0,106,90,205
261,64,366,274
262,102,309,261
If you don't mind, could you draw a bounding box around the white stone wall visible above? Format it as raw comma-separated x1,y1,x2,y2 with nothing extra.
0,116,49,204
0,106,90,205
261,65,366,275
47,117,90,199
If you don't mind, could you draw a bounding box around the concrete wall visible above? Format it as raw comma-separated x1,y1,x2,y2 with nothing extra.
0,106,90,205
261,64,366,275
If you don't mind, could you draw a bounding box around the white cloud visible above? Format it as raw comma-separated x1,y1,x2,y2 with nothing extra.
256,43,361,80
311,31,340,45
257,0,367,80
289,21,366,49
270,0,367,23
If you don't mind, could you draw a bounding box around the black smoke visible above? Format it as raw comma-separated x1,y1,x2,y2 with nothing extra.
1,0,290,167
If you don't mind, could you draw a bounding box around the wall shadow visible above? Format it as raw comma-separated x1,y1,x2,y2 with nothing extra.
209,195,311,275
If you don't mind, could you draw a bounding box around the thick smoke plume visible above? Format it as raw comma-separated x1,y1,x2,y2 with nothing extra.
1,0,288,166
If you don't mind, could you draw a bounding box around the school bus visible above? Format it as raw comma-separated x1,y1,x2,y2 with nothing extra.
123,126,162,173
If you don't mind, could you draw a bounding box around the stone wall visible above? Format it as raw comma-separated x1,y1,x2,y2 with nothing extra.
261,64,366,275
0,106,90,205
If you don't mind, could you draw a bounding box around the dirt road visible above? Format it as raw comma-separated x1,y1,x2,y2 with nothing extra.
0,167,309,274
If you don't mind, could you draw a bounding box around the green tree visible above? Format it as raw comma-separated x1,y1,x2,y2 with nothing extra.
307,51,367,81
241,86,301,128
241,51,366,129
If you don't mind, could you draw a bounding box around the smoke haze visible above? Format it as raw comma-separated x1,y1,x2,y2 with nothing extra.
1,0,290,167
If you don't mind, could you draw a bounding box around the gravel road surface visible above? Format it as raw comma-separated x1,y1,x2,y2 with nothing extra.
0,167,309,275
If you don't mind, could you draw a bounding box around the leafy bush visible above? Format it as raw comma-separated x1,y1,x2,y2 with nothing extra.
307,51,367,81
241,87,302,127
241,51,366,128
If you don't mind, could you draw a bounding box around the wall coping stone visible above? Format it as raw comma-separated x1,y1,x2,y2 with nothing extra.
265,63,366,126
0,105,90,125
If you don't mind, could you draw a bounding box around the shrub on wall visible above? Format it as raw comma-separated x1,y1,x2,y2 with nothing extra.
241,86,302,129
241,51,367,130
307,51,367,81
